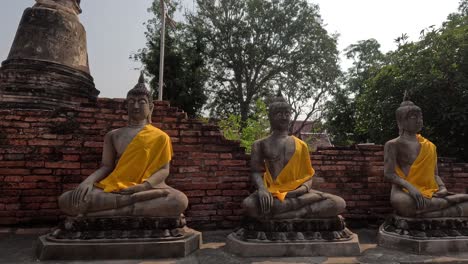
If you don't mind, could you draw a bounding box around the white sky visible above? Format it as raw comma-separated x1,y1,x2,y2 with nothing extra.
0,0,461,99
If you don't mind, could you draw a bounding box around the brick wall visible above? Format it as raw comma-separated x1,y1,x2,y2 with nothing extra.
1,98,468,229
0,99,249,229
311,147,468,226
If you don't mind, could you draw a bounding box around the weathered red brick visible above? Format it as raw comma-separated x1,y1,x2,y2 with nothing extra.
25,161,45,167
0,168,30,175
172,145,200,152
181,130,201,136
32,169,53,175
219,160,246,166
206,190,222,196
28,139,64,146
64,141,82,147
5,204,20,210
178,166,200,173
23,176,59,183
217,209,233,216
4,176,23,182
181,137,199,143
187,210,217,217
204,160,218,166
185,190,206,197
81,169,95,175
63,155,80,161
40,203,57,209
191,204,216,210
45,162,80,169
202,196,232,203
38,147,54,154
0,161,25,167
84,141,103,148
220,153,232,159
0,121,30,128
222,190,250,196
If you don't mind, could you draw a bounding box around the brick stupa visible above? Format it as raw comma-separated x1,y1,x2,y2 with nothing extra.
0,0,99,109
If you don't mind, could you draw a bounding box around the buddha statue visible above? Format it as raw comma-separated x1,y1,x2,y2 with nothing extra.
226,93,359,257
58,73,188,218
384,98,468,218
242,92,346,219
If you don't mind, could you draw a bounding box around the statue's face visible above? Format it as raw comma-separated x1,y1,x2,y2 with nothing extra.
269,107,291,131
127,95,152,122
401,110,423,133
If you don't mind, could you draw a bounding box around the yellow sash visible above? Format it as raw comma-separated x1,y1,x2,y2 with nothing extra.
395,134,439,198
95,124,173,192
263,136,315,202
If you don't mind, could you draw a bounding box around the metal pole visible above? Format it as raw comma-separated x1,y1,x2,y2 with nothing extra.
158,0,166,101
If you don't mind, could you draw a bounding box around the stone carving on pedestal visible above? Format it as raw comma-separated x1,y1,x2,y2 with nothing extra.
0,0,99,109
226,92,360,257
36,74,201,260
379,95,468,254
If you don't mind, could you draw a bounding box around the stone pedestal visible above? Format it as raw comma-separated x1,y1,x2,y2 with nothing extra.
36,229,201,260
226,232,360,257
225,216,361,257
36,216,201,260
378,215,468,254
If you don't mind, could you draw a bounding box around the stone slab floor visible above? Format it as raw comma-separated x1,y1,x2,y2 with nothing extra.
1,228,468,264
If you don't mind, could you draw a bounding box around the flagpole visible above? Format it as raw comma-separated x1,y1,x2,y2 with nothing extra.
158,0,166,101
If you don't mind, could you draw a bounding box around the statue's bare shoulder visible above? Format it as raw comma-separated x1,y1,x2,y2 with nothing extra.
384,138,399,153
252,137,269,151
251,137,270,172
252,136,276,156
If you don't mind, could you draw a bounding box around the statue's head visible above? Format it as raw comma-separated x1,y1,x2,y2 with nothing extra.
35,0,82,15
396,96,423,135
268,91,292,131
126,72,154,124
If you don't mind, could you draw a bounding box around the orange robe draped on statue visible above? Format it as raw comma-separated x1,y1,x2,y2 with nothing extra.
396,134,439,198
95,124,173,193
263,136,315,202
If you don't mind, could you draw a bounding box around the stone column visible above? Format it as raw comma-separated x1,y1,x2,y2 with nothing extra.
0,0,99,109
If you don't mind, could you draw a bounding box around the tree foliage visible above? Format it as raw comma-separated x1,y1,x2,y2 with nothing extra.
218,99,269,153
186,0,339,130
132,0,208,117
326,2,468,161
324,39,384,145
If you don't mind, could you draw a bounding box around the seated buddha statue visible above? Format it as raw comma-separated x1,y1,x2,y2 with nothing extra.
384,99,468,217
58,73,188,217
242,93,346,219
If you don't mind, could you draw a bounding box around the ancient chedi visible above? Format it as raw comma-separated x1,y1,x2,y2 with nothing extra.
0,0,99,109
37,74,200,260
226,92,360,257
379,96,468,254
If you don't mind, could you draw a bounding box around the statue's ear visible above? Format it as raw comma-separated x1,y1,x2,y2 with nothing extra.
147,103,154,124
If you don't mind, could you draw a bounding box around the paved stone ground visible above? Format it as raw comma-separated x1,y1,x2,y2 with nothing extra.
2,227,468,264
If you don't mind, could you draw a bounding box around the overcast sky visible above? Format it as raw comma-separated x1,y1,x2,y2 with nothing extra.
0,0,460,99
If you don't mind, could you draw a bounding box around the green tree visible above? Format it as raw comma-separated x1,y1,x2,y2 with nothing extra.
133,0,208,117
218,99,269,153
186,0,339,129
336,2,468,161
324,39,384,145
